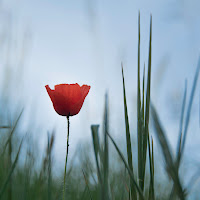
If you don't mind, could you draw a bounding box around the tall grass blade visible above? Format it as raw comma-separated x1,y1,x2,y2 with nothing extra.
151,137,154,179
180,57,200,163
137,12,143,196
151,104,185,200
91,125,102,184
8,133,12,200
121,63,136,200
142,64,145,120
103,92,109,200
106,131,145,200
47,133,51,200
176,81,187,167
141,64,145,195
147,132,154,200
0,137,24,199
142,15,152,191
171,59,200,198
47,132,54,200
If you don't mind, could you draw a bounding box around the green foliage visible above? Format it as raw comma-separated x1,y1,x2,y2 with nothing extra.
0,13,199,200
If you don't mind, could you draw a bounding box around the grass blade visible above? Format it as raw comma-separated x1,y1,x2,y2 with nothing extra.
142,63,145,120
91,125,102,184
2,109,23,156
151,104,185,200
142,15,152,191
151,137,154,183
180,57,200,162
106,131,145,200
0,137,24,198
170,81,187,199
137,12,143,196
147,133,154,200
176,81,187,166
8,131,12,200
47,132,55,200
121,63,136,200
103,93,109,200
47,133,51,200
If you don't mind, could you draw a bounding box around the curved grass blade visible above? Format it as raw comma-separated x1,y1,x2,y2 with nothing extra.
106,131,145,200
170,81,187,199
180,57,200,163
0,137,24,198
176,81,187,166
121,63,136,200
107,131,144,199
2,109,23,156
151,104,185,200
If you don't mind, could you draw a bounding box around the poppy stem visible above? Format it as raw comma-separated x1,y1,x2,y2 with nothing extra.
63,116,70,200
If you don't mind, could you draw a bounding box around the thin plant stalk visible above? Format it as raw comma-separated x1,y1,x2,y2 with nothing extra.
103,93,109,200
121,64,137,200
137,12,143,195
63,116,70,200
8,138,12,200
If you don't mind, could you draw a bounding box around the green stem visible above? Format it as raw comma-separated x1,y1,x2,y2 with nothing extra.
63,116,70,200
8,138,12,200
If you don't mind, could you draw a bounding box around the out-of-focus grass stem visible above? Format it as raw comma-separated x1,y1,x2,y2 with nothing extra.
147,132,154,200
106,131,144,200
82,169,93,200
8,137,12,200
103,93,109,200
180,57,200,163
0,138,24,199
142,16,152,189
137,12,143,197
121,63,137,200
48,132,54,200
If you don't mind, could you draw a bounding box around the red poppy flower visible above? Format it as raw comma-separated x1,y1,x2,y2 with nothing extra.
45,83,90,117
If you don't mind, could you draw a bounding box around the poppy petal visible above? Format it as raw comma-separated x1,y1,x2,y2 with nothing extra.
45,83,90,117
81,85,91,99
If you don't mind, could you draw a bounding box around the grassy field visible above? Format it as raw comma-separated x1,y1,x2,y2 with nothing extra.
0,14,200,200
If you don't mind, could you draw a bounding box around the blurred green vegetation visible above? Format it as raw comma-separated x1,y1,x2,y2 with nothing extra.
0,11,200,200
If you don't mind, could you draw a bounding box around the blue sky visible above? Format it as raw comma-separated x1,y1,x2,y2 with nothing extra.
1,1,200,191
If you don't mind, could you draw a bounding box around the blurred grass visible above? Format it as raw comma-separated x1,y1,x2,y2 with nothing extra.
0,12,199,200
